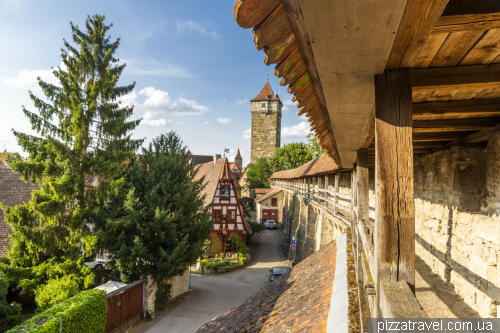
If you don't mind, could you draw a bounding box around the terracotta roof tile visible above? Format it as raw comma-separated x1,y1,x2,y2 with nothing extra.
254,188,282,203
235,148,242,159
250,82,281,102
0,167,39,257
255,188,273,195
196,240,338,333
194,158,241,206
270,153,338,179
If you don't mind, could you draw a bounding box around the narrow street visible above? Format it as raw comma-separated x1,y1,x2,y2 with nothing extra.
140,229,288,333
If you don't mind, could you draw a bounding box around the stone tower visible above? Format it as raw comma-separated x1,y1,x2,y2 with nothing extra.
234,148,243,169
250,82,282,163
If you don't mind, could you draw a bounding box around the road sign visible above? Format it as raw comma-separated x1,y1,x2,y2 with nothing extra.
291,236,295,249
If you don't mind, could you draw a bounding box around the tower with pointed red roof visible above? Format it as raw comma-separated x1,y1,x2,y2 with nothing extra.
250,82,282,163
234,148,243,169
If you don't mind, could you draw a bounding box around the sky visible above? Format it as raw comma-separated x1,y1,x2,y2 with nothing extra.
0,0,310,166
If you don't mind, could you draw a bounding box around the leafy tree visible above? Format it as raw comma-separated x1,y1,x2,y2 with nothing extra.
99,132,213,308
268,142,313,172
1,15,142,297
245,157,273,190
0,151,23,167
307,132,323,159
34,275,79,313
0,271,23,332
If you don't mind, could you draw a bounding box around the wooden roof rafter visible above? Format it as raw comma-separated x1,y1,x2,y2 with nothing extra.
234,0,342,168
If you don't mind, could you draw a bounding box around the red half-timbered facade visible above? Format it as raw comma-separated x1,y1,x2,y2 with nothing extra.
194,156,250,255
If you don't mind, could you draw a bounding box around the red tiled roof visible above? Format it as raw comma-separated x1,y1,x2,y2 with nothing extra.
235,148,242,159
0,167,39,257
254,188,282,204
194,158,241,207
255,188,272,195
197,240,339,332
250,82,281,102
270,153,338,179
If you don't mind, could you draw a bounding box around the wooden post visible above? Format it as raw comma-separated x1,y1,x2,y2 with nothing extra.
325,175,329,209
357,149,369,224
351,165,358,230
307,178,311,198
374,68,415,316
334,171,339,215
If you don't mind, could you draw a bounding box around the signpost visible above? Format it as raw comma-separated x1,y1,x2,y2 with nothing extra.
291,236,296,250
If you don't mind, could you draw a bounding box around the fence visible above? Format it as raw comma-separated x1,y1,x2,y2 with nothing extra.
105,279,145,333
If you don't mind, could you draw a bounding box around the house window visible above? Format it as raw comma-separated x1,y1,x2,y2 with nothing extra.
228,210,236,222
232,167,238,172
271,198,278,207
213,210,222,222
220,183,230,199
261,103,266,107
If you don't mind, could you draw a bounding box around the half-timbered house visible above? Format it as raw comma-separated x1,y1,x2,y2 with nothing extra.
194,156,250,256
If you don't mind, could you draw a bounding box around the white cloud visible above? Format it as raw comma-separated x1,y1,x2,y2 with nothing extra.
2,63,66,90
119,87,209,118
124,59,194,78
237,99,248,105
216,118,231,124
141,119,172,127
176,20,220,39
282,121,310,138
204,121,209,126
219,99,227,103
242,129,251,139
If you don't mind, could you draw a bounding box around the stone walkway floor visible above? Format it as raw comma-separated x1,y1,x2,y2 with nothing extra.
415,256,481,318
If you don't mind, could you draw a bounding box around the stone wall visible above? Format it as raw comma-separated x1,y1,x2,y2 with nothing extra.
250,111,281,163
412,134,500,317
168,270,189,300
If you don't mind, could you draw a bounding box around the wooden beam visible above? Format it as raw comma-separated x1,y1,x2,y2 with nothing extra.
433,122,500,152
413,132,467,141
412,64,500,92
334,171,339,215
434,13,500,33
379,282,429,318
413,99,500,119
441,0,500,17
370,141,444,148
359,105,375,149
282,0,342,168
357,149,369,224
386,0,450,68
374,68,415,316
413,118,500,132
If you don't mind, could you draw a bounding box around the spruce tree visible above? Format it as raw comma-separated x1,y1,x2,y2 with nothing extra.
100,132,212,308
0,15,142,292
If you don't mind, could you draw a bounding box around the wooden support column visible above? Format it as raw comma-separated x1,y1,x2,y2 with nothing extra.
374,68,415,316
351,165,358,229
357,149,370,223
334,171,339,215
324,175,329,209
307,178,311,198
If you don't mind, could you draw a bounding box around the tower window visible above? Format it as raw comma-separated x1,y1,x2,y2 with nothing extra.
262,103,266,107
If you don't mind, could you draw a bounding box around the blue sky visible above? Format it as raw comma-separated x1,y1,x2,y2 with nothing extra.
0,0,310,166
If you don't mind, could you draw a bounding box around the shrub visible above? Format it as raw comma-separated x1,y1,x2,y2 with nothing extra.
6,289,107,333
35,275,80,313
0,271,23,332
200,259,209,267
239,258,248,266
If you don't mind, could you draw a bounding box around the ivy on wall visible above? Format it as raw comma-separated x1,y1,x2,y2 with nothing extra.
6,289,107,333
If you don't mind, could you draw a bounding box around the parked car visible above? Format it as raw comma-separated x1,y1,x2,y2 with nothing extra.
264,220,277,229
269,267,290,282
84,259,107,270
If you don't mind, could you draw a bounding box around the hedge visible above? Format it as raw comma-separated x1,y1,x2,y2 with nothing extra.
6,289,107,333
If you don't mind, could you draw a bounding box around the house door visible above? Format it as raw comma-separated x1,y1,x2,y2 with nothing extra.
270,209,278,222
262,209,270,222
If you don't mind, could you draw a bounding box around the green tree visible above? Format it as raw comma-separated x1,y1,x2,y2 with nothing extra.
0,271,23,332
245,157,273,190
268,142,313,172
307,132,323,159
1,15,142,297
99,132,213,308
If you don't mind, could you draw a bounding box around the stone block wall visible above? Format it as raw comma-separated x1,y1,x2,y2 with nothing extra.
250,112,281,163
169,270,189,300
412,134,500,317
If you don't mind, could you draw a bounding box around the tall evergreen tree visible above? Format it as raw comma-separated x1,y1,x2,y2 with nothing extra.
0,15,142,293
100,132,212,308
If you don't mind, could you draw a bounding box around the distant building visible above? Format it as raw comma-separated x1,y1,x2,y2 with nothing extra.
193,156,250,256
254,188,283,225
0,167,39,257
250,82,282,164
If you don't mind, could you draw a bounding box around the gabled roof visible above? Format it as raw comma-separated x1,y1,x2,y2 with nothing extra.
187,155,217,165
270,153,338,179
194,158,241,207
250,82,281,102
254,188,282,204
196,235,350,332
0,167,39,257
255,188,272,195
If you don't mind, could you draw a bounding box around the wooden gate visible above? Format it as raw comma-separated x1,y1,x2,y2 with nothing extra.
262,209,278,222
106,280,145,333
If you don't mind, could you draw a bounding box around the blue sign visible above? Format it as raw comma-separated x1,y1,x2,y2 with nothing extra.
291,236,296,249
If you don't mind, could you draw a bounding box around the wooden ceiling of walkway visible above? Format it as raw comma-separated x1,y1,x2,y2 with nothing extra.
235,0,500,168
